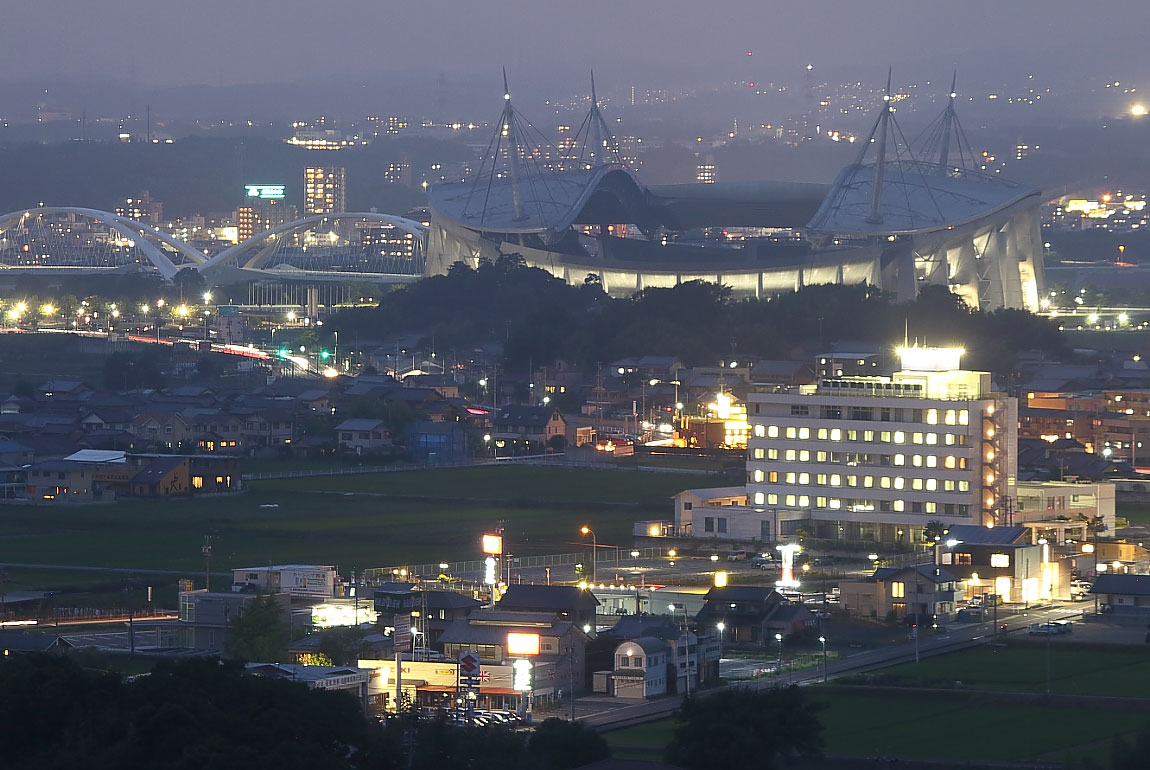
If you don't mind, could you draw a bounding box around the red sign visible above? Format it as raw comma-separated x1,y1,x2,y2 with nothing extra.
458,651,480,674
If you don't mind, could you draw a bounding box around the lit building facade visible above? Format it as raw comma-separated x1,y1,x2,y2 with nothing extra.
745,347,1017,544
236,200,298,243
304,166,347,215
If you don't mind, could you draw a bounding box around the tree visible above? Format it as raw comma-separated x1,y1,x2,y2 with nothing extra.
525,717,611,769
924,520,948,543
227,595,290,662
316,626,367,667
665,688,824,770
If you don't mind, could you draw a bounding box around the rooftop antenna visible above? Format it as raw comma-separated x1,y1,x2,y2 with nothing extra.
866,68,893,225
202,534,212,591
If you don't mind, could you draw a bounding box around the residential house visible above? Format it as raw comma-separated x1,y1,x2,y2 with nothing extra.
131,412,195,451
934,525,1063,603
694,585,785,645
493,406,568,453
840,564,961,621
1089,574,1150,617
335,418,392,454
129,456,189,497
170,590,291,651
372,583,482,645
24,460,103,503
612,637,670,699
403,421,468,462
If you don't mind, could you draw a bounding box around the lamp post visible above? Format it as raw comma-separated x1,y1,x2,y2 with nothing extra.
716,621,725,662
669,603,691,696
818,635,827,682
581,526,597,583
775,632,784,684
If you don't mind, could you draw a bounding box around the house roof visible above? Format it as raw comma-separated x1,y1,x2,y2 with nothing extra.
703,585,778,603
1090,574,1150,597
436,615,575,646
496,405,562,428
335,419,387,432
607,616,681,640
497,584,600,612
620,636,668,655
870,564,959,583
942,525,1029,546
131,456,186,483
0,630,71,652
63,449,127,463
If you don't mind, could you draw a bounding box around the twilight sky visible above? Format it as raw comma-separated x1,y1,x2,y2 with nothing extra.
3,0,1144,89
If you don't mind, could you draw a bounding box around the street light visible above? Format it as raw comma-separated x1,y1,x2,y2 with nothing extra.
716,621,726,661
775,632,784,683
669,603,691,696
818,635,827,682
581,526,597,583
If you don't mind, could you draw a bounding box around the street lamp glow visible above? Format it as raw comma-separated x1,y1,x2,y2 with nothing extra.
40,304,54,316
945,539,959,549
203,291,212,303
177,304,189,317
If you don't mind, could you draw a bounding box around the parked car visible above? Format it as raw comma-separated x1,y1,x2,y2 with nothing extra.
727,550,749,562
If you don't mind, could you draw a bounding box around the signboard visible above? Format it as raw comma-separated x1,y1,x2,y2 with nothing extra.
459,650,481,689
484,557,498,585
482,534,503,555
245,184,286,199
506,632,540,656
393,613,412,654
512,659,533,692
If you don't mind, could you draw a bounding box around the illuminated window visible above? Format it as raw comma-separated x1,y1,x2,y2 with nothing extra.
944,455,957,469
912,478,923,490
753,470,764,482
894,431,906,444
926,433,938,445
754,424,765,437
892,581,905,598
926,455,937,468
798,473,810,484
846,430,858,441
863,475,874,488
798,427,811,439
192,476,204,489
767,425,779,438
768,449,779,460
830,429,842,441
799,450,810,462
927,409,938,425
768,472,779,483
816,496,827,507
798,495,810,507
753,448,765,459
830,474,841,487
829,498,841,509
864,430,875,442
958,481,970,492
754,492,765,504
955,553,972,565
816,473,827,484
944,480,956,491
880,477,892,489
990,553,1010,568
912,455,923,467
785,495,797,506
785,449,797,461
945,433,956,446
893,500,905,512
880,431,891,442
786,427,798,439
816,451,828,462
817,428,828,439
913,432,924,444
894,454,905,466
959,410,969,425
945,410,957,426
926,501,937,513
768,494,778,504
785,472,797,484
926,479,938,491
847,475,858,487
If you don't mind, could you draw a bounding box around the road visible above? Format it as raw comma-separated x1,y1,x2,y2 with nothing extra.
579,602,1085,730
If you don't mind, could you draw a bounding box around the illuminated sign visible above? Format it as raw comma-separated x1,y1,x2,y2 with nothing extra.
714,571,728,587
512,659,533,691
310,603,379,628
506,632,540,656
245,184,286,199
482,534,503,555
896,346,964,373
484,556,498,585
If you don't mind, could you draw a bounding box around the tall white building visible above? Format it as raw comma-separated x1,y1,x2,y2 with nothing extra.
745,346,1016,544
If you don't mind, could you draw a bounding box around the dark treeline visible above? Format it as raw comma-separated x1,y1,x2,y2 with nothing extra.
333,256,1065,376
0,654,610,770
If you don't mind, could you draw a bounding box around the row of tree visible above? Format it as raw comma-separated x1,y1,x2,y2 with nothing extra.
331,256,1066,377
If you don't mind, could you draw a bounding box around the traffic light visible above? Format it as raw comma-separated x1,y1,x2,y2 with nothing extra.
277,349,289,359
320,350,331,360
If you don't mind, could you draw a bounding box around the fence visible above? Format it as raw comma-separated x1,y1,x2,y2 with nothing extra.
365,546,670,583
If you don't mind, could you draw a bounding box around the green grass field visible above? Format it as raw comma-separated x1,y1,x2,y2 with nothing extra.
606,685,1150,765
1,465,697,592
850,643,1150,698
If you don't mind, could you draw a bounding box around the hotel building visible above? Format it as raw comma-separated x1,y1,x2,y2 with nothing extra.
744,347,1017,544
